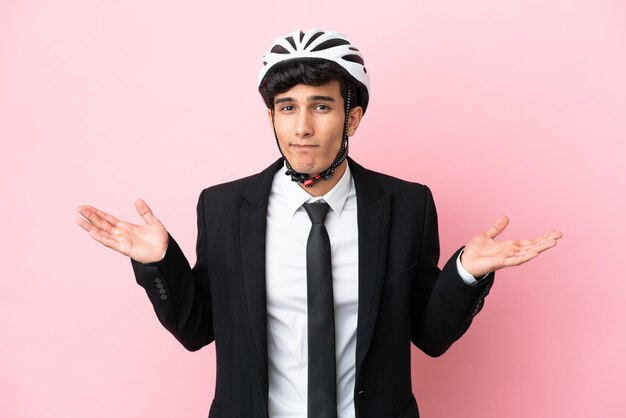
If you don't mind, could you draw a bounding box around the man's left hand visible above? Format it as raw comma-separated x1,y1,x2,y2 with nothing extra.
460,216,563,278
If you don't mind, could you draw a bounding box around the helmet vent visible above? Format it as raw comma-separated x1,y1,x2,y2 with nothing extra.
285,36,297,50
304,31,325,49
342,54,365,65
310,38,350,52
270,44,290,54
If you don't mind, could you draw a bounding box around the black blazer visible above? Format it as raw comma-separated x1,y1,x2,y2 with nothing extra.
132,158,494,418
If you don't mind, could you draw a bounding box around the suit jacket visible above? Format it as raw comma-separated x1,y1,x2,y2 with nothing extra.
131,157,494,418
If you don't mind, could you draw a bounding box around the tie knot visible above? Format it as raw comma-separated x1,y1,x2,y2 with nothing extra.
303,202,330,225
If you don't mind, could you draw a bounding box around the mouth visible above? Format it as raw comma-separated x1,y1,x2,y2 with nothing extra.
290,143,318,147
290,144,319,151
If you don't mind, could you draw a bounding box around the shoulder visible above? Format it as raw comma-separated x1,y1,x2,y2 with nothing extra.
348,158,432,199
197,158,283,204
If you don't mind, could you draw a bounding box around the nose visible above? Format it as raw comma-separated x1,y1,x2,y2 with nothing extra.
294,110,313,138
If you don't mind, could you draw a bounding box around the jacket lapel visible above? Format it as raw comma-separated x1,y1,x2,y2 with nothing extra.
348,158,392,375
238,158,284,406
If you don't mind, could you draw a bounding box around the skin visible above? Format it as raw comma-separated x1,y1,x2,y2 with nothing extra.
269,80,363,197
77,80,563,275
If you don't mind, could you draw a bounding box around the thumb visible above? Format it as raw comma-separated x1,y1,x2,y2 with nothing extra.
484,216,509,239
135,199,157,224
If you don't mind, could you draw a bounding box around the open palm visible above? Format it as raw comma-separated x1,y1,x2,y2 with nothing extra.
461,216,563,277
77,199,168,264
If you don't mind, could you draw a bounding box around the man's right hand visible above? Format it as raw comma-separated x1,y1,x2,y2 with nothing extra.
77,199,169,264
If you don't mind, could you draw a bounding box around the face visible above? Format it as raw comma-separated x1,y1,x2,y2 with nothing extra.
269,80,363,175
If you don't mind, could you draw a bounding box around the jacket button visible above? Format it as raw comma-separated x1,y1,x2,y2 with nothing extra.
155,277,162,283
160,294,168,300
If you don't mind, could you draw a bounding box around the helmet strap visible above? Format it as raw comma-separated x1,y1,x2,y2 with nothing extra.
271,88,351,189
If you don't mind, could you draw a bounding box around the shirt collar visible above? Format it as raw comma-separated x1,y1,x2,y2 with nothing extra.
276,162,353,217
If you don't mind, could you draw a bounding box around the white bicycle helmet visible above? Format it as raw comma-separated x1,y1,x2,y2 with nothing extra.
258,28,370,113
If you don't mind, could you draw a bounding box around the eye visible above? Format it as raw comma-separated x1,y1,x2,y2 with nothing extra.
280,105,295,112
315,104,330,111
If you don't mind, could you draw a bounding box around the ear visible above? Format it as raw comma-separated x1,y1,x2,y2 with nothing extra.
266,108,274,128
346,106,364,137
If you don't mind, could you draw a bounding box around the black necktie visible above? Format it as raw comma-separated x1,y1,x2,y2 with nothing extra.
303,202,337,418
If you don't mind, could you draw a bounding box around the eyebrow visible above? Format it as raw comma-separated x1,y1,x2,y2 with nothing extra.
274,95,337,104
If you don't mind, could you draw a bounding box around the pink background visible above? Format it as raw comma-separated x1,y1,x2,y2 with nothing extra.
1,1,624,417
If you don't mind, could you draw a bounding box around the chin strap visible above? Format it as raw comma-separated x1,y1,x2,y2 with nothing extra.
272,89,351,188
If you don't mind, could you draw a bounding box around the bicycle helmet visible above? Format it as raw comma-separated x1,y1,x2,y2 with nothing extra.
258,29,370,113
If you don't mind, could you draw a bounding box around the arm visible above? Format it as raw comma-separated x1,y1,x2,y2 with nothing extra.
77,194,214,351
410,186,493,357
410,187,562,356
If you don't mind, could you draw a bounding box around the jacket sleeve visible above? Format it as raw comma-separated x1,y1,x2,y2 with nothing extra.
410,185,494,357
130,189,214,351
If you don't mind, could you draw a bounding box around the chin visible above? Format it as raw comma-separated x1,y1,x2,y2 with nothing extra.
287,158,318,175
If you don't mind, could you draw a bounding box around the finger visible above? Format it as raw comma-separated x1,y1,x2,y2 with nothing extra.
135,199,156,224
528,230,563,243
93,207,120,227
77,217,94,233
484,216,509,239
518,237,550,251
543,229,563,240
77,218,120,251
77,217,114,240
532,238,559,254
77,205,96,220
503,250,540,267
515,230,561,251
515,235,559,253
77,205,116,233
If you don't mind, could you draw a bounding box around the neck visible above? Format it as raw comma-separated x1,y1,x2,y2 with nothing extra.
299,160,348,197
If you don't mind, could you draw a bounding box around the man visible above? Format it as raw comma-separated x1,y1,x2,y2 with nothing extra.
77,29,562,418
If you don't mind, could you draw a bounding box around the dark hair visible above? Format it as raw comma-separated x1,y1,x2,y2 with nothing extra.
258,58,360,110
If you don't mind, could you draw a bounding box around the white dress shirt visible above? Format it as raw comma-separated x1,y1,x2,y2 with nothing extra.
265,162,480,418
266,162,358,417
